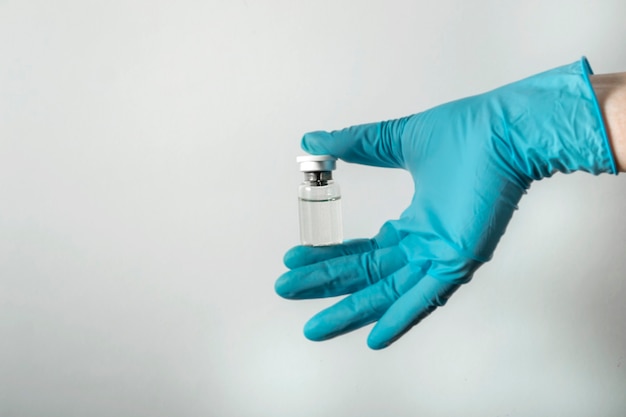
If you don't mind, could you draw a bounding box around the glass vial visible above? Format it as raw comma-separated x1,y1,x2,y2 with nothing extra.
297,155,343,246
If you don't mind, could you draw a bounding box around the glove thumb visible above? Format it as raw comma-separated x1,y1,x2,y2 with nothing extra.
302,118,408,169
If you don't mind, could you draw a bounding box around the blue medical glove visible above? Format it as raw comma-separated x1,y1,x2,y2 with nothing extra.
275,58,616,350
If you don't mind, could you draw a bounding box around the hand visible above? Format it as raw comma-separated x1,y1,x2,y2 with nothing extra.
275,58,617,350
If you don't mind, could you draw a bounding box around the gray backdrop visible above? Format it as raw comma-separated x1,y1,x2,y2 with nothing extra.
1,0,626,416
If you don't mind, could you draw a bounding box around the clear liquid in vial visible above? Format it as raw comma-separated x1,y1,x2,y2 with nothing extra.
298,196,342,246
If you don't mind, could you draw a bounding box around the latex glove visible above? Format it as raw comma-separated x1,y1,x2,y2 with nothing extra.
275,58,616,349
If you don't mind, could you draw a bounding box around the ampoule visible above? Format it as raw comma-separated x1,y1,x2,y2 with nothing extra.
297,155,343,246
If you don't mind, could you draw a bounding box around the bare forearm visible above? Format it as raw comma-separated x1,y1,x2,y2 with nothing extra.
590,73,626,172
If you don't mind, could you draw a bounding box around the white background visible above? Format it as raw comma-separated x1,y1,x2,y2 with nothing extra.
2,0,626,416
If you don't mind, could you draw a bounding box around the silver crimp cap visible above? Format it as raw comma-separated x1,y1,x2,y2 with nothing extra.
297,155,337,172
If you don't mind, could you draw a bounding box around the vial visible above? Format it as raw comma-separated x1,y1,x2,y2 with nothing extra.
297,155,343,246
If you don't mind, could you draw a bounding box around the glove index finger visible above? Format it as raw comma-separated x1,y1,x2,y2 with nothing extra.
283,239,377,269
302,118,409,169
283,222,405,269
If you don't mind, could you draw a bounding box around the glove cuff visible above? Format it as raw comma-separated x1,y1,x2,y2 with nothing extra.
580,57,618,175
501,57,618,179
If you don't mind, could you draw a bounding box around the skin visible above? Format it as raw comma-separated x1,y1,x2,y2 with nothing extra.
591,73,626,172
